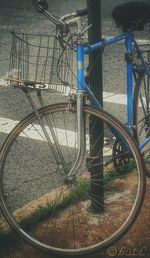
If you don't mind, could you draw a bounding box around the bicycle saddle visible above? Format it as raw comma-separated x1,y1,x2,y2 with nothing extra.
112,2,150,32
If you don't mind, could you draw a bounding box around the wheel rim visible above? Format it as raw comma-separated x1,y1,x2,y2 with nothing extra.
134,73,150,154
0,104,145,255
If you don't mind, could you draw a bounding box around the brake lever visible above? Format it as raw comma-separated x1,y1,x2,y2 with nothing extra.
38,0,48,12
32,0,48,13
81,24,92,34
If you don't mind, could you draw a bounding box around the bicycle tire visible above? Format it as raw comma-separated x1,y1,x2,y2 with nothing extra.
133,73,150,153
0,102,145,256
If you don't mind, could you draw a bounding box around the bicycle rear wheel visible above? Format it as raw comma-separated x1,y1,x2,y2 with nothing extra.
133,72,150,157
0,103,145,256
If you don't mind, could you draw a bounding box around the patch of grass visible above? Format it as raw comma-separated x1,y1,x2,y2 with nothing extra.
144,154,150,163
0,160,135,248
20,163,135,230
104,159,136,184
20,180,90,231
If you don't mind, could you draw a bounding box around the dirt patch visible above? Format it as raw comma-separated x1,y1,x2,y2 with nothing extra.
0,186,68,233
116,178,150,249
0,176,150,258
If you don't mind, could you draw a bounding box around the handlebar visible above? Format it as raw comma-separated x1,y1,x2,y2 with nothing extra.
32,0,88,36
76,9,87,17
61,9,87,21
32,0,65,26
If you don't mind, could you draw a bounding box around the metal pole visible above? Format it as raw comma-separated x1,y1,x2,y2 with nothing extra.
87,0,104,213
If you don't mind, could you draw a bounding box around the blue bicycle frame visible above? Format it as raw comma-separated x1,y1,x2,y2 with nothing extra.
76,31,150,152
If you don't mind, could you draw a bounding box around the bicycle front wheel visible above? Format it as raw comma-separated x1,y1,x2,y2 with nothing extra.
0,103,145,256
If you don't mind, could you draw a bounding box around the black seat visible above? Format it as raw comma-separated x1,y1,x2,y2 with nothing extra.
112,2,150,32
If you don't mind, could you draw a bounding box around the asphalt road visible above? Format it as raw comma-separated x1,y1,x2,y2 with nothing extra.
0,1,150,138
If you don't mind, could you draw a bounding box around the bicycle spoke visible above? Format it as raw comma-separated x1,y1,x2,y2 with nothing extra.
0,104,145,254
134,73,150,153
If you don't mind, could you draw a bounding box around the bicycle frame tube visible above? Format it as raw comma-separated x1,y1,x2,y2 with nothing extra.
76,32,150,151
126,32,134,134
76,32,134,118
75,32,132,152
76,44,85,90
84,33,128,53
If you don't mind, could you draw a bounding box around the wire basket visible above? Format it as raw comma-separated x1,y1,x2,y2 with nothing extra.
8,32,77,94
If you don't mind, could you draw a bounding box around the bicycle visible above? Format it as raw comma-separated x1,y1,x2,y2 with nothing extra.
0,0,150,256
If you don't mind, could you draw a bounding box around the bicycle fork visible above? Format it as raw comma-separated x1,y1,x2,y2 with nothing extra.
65,43,87,181
23,88,86,180
67,91,86,181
